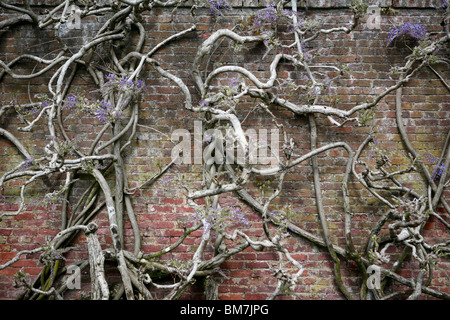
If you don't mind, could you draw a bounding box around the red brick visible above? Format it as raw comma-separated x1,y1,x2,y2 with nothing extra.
0,3,448,302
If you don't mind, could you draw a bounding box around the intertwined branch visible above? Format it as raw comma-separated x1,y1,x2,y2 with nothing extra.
0,0,448,300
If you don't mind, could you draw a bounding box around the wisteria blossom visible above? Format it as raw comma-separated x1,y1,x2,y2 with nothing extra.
387,22,427,45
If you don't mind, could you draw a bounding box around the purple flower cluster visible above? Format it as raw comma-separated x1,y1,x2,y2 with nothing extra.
442,0,448,9
252,5,279,30
96,100,112,123
423,153,446,183
300,42,312,62
160,175,171,184
290,18,305,32
25,103,44,116
228,77,240,89
284,9,305,32
21,158,34,169
432,162,446,182
64,94,79,110
387,22,427,45
423,152,439,164
105,73,116,82
230,207,249,227
208,0,230,17
105,73,147,94
202,133,213,146
63,93,90,112
257,5,279,23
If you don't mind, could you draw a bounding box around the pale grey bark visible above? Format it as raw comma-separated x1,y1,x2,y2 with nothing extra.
0,0,448,301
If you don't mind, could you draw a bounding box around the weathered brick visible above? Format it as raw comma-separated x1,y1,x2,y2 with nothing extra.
0,2,448,301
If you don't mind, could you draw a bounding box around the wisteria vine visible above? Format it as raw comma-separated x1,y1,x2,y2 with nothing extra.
0,0,448,301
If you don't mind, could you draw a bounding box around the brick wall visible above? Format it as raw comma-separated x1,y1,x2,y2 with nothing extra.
0,1,449,300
